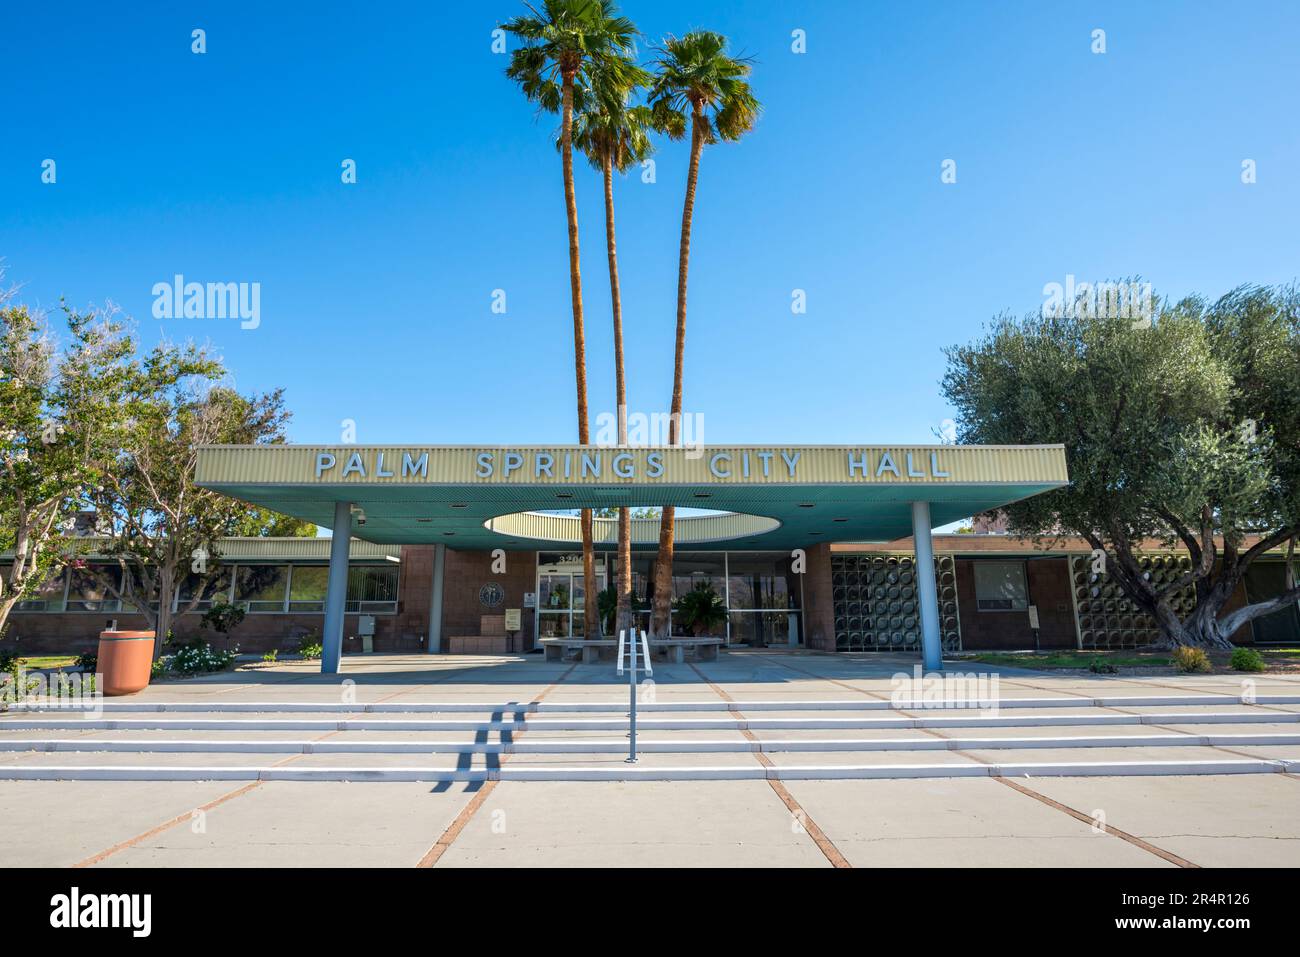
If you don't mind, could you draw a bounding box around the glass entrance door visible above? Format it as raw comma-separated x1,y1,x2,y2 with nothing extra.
537,562,605,639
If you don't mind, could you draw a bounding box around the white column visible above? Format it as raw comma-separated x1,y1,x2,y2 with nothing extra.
427,543,446,654
321,500,352,674
911,500,943,672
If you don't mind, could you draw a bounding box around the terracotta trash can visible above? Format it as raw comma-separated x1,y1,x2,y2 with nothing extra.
96,630,156,696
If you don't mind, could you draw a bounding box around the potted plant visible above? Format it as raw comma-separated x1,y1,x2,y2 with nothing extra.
673,582,727,637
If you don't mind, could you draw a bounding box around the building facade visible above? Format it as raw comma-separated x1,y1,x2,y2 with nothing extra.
5,535,1296,657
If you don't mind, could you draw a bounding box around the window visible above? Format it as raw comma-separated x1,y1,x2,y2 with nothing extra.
288,565,329,612
176,569,232,613
67,566,121,612
346,565,399,613
234,565,289,613
21,568,68,612
11,567,67,612
727,554,799,610
729,611,800,646
670,553,725,600
974,561,1029,611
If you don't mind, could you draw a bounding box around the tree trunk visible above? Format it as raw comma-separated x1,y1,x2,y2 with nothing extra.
601,154,635,639
558,72,599,640
650,104,706,639
154,565,175,659
0,524,31,640
0,594,20,641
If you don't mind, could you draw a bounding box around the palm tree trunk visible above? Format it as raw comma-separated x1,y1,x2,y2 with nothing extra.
559,73,600,640
602,154,634,639
650,105,706,639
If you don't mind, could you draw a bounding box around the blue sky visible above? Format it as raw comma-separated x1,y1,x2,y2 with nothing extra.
4,0,1298,449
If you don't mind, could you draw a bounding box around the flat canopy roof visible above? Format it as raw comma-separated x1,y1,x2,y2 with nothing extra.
195,444,1069,551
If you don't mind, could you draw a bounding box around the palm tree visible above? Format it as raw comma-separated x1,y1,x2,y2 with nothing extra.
645,31,759,638
503,1,636,640
570,57,654,640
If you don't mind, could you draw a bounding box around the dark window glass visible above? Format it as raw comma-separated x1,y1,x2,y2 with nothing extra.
727,554,799,610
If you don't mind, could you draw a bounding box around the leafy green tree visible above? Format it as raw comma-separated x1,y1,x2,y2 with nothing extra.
646,31,759,637
228,508,316,537
942,285,1300,648
571,53,654,639
503,0,638,640
0,294,133,638
90,345,296,656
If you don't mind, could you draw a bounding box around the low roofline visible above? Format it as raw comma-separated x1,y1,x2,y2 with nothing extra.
833,535,1295,556
1,537,401,563
198,442,1068,451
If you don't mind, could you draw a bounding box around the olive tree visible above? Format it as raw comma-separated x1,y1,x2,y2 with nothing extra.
0,294,132,639
942,284,1300,648
90,342,294,656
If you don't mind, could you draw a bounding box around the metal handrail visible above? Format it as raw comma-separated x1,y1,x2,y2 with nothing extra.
617,628,652,762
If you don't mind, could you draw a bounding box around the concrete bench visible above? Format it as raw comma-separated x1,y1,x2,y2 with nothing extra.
539,638,619,664
539,637,723,664
650,638,723,663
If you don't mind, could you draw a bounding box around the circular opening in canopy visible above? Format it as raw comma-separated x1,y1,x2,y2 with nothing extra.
484,510,782,546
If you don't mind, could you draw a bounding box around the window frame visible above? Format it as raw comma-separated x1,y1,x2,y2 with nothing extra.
973,560,1030,612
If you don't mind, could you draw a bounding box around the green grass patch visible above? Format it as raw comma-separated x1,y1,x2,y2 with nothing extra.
11,655,77,669
966,651,1173,669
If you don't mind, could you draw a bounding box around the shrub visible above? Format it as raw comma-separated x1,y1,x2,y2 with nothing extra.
261,650,279,664
1089,657,1118,674
52,670,95,695
672,582,728,637
75,652,98,673
169,642,237,676
1172,645,1212,673
0,649,18,672
151,657,171,679
1230,647,1266,673
296,631,322,657
201,601,246,647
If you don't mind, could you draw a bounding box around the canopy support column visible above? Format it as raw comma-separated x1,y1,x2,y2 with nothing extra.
322,500,352,674
911,500,943,672
427,543,445,654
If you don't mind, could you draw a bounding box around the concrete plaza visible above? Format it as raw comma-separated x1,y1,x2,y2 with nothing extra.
2,651,1299,867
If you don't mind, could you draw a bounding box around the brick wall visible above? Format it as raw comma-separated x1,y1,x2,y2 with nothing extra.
2,609,359,657
801,542,835,652
955,557,1077,650
442,549,538,649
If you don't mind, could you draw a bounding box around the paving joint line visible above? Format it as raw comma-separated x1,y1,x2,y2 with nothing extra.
70,668,556,867
746,656,892,701
993,776,1200,868
688,663,850,868
415,662,577,868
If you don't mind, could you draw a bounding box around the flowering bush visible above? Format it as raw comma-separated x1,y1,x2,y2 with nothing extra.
162,642,238,676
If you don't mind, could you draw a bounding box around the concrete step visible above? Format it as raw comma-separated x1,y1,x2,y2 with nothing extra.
5,711,1299,733
4,731,1299,755
7,693,1298,714
0,757,1293,783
